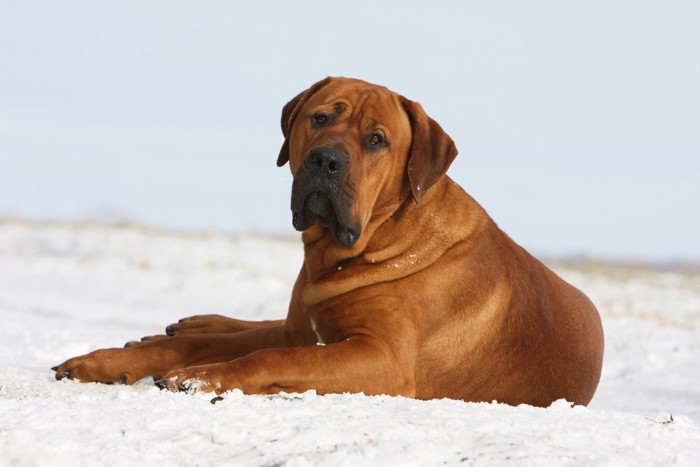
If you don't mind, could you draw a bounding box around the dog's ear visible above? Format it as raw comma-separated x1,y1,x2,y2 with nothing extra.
401,98,458,203
277,77,333,167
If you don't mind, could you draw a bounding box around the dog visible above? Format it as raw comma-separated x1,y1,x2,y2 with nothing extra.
53,77,604,407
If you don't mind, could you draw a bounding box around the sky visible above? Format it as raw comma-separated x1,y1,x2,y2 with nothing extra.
1,1,698,263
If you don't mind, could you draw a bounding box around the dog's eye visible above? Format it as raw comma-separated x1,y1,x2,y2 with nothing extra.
368,133,385,148
312,113,330,128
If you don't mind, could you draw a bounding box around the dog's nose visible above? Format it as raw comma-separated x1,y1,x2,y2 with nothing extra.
307,147,347,175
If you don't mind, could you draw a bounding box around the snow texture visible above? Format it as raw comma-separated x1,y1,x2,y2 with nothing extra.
1,220,699,466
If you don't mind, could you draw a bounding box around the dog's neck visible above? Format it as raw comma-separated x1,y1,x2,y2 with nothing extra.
299,176,486,306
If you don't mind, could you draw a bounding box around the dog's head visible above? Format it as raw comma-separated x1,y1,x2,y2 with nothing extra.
277,77,457,248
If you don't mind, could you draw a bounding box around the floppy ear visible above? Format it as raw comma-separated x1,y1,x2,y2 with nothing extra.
276,77,333,167
401,98,458,203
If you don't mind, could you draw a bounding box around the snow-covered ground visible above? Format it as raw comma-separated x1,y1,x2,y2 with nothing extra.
1,219,699,465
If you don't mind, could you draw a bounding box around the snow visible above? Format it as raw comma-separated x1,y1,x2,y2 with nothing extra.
1,219,699,465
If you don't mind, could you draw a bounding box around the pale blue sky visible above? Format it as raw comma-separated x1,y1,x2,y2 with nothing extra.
1,1,698,262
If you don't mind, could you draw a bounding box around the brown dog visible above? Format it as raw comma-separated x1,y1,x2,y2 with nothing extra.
53,77,604,407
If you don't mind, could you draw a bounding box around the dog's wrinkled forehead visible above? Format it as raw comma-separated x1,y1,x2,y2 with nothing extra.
300,79,406,127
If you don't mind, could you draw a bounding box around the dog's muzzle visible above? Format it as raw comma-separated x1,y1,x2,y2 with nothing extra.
291,147,361,248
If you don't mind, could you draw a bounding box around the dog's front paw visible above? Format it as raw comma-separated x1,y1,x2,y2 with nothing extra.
155,364,234,395
164,314,244,336
123,334,170,348
155,367,218,394
52,348,142,385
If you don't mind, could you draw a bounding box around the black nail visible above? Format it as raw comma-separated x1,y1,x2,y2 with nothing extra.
56,370,72,381
140,336,149,341
165,326,175,336
119,375,128,385
210,396,224,405
154,379,169,390
51,366,58,371
124,342,133,348
178,318,185,323
178,381,191,392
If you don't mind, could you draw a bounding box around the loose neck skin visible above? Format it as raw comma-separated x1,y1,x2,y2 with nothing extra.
300,177,486,306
